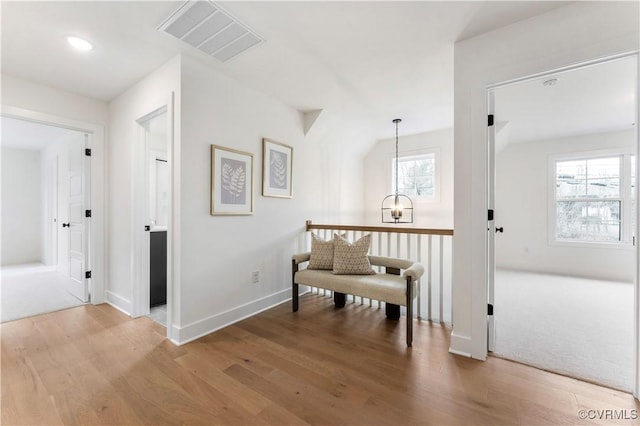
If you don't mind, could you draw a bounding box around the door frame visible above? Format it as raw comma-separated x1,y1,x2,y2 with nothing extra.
1,105,106,304
485,52,639,396
131,94,174,342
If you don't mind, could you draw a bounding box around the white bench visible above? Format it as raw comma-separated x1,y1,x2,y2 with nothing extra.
291,253,424,347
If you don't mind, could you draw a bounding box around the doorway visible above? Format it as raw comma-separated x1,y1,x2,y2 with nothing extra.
487,55,638,391
133,104,171,331
1,115,91,321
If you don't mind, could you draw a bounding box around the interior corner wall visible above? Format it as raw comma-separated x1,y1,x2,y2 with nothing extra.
363,128,454,228
1,147,42,265
496,129,636,282
107,56,180,316
176,55,363,343
453,1,640,360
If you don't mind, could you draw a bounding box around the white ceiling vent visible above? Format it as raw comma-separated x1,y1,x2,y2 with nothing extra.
159,1,264,63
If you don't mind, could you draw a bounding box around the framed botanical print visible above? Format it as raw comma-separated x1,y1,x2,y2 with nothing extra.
211,145,254,215
262,138,293,198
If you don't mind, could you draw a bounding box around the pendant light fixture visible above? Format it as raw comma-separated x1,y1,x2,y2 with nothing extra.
381,118,413,224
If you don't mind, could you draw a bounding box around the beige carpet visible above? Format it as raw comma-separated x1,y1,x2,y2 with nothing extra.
494,269,633,392
1,263,84,323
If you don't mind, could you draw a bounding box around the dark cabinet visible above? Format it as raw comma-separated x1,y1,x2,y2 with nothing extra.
150,231,167,307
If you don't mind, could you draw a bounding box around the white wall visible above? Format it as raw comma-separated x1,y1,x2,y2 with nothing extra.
176,55,365,342
1,74,108,126
107,56,180,316
496,129,636,282
1,147,42,265
453,1,639,360
363,128,454,228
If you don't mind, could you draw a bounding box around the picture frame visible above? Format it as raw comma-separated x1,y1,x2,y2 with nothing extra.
262,138,293,198
211,144,254,215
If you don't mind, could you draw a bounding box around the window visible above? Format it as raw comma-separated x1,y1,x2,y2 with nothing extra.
553,153,635,244
393,153,437,198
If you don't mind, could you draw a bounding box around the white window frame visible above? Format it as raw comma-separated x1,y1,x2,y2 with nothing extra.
548,148,635,249
391,149,440,202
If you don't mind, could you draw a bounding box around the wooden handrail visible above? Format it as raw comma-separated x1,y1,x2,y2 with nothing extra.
305,220,454,236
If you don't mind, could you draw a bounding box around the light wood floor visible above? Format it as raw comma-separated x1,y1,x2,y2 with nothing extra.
2,294,639,425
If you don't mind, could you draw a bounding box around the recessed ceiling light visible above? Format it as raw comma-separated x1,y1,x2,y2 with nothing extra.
67,36,93,51
542,78,558,87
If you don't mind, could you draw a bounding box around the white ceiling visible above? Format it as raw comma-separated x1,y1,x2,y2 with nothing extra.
1,1,575,143
494,56,637,147
0,116,79,150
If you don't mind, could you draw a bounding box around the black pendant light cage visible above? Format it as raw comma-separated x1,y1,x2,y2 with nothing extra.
381,118,413,224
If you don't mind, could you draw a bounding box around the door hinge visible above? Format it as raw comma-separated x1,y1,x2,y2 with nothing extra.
488,114,494,127
85,148,91,157
85,209,92,218
488,209,494,221
85,271,92,279
488,304,494,316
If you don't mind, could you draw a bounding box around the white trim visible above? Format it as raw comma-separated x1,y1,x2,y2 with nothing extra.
486,51,639,91
106,290,132,315
633,55,640,400
0,105,106,304
172,288,291,345
449,332,473,358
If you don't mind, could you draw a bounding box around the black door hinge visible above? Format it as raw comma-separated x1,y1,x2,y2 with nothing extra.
488,209,494,221
488,304,494,316
85,271,92,279
85,209,92,218
85,148,92,156
488,114,494,126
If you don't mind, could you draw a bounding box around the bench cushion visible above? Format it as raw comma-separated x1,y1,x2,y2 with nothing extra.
294,269,416,306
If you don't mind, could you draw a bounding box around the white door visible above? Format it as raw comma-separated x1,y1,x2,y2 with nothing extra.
487,91,496,352
67,134,91,302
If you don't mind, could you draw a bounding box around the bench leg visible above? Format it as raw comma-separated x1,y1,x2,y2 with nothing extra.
406,278,413,347
292,260,299,312
385,303,400,320
292,283,299,312
334,292,346,308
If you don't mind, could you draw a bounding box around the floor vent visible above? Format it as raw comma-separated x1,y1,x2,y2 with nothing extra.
159,1,264,63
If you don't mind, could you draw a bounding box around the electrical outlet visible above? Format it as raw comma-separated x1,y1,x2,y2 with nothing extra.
251,271,260,284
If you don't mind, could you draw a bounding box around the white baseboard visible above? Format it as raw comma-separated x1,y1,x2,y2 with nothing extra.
173,288,292,345
449,331,472,357
105,291,132,316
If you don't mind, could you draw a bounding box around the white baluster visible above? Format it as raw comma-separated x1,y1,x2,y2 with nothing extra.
428,235,433,321
439,235,444,324
417,235,422,320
